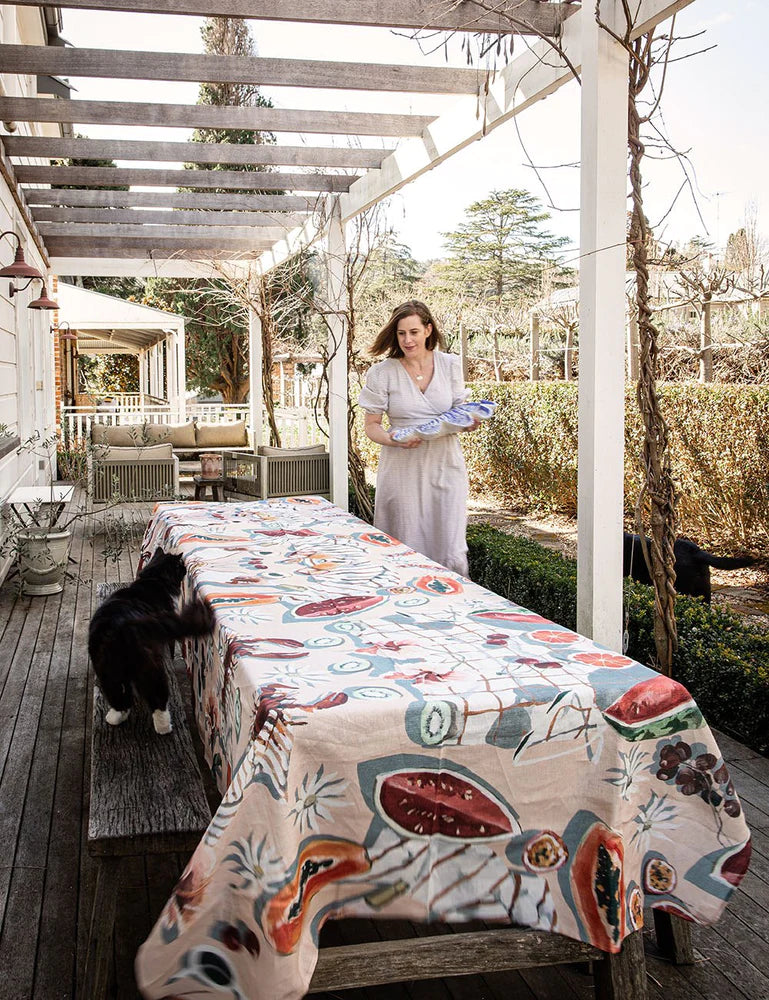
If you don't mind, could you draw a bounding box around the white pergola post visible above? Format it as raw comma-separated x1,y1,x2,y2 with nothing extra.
248,287,264,449
326,200,348,510
576,2,628,650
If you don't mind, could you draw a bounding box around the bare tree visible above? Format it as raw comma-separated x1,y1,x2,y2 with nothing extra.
675,253,735,382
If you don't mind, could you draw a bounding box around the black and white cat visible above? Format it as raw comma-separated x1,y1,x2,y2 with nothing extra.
88,548,215,734
623,532,755,603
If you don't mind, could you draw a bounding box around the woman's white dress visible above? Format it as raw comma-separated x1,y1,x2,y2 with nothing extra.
358,350,470,576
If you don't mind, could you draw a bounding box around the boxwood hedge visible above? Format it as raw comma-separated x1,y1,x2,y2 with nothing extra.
467,523,769,754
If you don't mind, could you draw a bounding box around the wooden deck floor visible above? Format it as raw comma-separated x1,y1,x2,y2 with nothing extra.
1,510,768,1000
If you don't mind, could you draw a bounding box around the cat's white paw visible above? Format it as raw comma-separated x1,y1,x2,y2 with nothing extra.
105,707,130,726
153,708,173,735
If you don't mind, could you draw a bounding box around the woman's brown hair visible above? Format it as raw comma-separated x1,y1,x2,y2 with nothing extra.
369,300,445,358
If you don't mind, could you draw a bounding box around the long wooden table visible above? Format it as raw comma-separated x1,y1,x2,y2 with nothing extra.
135,498,751,1000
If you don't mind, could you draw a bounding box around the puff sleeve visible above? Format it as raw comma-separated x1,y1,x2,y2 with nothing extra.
358,362,389,414
447,353,471,407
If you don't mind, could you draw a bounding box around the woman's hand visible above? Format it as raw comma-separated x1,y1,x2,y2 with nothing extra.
461,418,482,433
389,432,422,449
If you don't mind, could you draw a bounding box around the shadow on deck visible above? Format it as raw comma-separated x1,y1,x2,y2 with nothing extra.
1,507,768,1000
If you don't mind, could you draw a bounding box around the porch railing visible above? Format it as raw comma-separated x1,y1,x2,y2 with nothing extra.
59,403,326,449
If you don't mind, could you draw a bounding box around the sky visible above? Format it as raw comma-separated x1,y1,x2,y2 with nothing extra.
54,0,769,263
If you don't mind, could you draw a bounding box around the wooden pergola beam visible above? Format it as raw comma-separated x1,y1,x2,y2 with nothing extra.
0,97,434,137
17,164,354,192
25,189,316,211
44,238,270,257
4,135,392,169
37,222,290,241
0,44,482,96
32,207,308,227
0,0,573,36
50,256,254,277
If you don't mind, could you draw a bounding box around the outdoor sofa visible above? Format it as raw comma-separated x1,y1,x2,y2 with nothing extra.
88,420,330,503
88,419,250,502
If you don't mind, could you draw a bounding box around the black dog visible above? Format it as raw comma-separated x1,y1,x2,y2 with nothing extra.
623,532,755,603
88,548,215,734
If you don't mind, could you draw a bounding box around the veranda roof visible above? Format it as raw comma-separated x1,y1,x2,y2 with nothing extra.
55,281,184,354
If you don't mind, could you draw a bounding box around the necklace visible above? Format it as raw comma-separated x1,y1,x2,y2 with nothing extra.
405,357,430,382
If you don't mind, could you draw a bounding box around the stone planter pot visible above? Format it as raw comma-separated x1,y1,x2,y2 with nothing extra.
199,452,223,480
16,527,72,596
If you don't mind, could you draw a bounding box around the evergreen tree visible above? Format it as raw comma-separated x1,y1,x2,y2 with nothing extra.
184,16,275,194
156,16,277,401
441,189,568,307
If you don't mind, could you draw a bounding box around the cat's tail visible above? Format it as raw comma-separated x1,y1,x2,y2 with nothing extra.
125,599,216,641
700,553,756,570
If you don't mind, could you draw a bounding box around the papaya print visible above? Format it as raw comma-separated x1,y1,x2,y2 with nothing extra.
135,499,751,1000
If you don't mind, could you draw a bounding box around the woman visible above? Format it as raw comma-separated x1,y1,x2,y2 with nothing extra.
358,300,479,576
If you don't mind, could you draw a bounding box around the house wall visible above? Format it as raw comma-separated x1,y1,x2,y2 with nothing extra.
1,4,59,577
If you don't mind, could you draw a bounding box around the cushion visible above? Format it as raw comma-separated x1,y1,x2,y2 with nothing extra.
99,443,174,462
195,420,249,448
92,423,148,447
145,421,197,448
257,444,327,457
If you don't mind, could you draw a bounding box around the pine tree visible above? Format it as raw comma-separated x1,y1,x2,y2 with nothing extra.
185,16,275,194
157,16,279,401
442,189,568,306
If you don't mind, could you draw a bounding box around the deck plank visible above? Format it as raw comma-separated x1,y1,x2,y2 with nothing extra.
32,518,92,1000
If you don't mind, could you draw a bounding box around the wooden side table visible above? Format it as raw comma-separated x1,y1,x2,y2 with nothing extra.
193,475,223,501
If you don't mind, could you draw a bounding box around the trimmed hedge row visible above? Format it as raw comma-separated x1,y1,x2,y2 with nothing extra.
462,381,769,552
467,522,769,754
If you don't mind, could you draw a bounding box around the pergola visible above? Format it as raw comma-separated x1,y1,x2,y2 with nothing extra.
0,0,696,651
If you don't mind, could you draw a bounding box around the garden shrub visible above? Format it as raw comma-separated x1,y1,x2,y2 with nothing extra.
462,382,769,551
467,523,769,754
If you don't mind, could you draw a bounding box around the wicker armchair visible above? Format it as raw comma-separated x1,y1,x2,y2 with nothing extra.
88,444,180,503
223,447,330,501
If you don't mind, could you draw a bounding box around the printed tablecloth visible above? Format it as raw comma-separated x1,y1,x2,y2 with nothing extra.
136,497,752,1000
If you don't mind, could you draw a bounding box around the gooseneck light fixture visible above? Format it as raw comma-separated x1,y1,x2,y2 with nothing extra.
1,230,58,309
57,321,77,342
25,277,59,311
0,230,43,283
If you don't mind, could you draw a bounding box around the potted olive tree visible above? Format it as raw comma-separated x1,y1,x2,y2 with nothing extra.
1,428,140,595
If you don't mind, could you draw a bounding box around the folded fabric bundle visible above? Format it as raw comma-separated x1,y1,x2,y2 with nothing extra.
390,400,497,442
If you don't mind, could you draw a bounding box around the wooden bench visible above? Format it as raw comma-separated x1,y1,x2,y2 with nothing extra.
82,583,212,999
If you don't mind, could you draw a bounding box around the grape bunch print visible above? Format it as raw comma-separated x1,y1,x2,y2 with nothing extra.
655,740,741,817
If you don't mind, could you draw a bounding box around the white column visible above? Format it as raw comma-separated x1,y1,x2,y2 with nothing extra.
530,312,540,381
576,2,628,650
166,334,176,415
177,324,187,422
248,288,264,449
326,200,348,509
137,348,146,405
148,345,157,399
